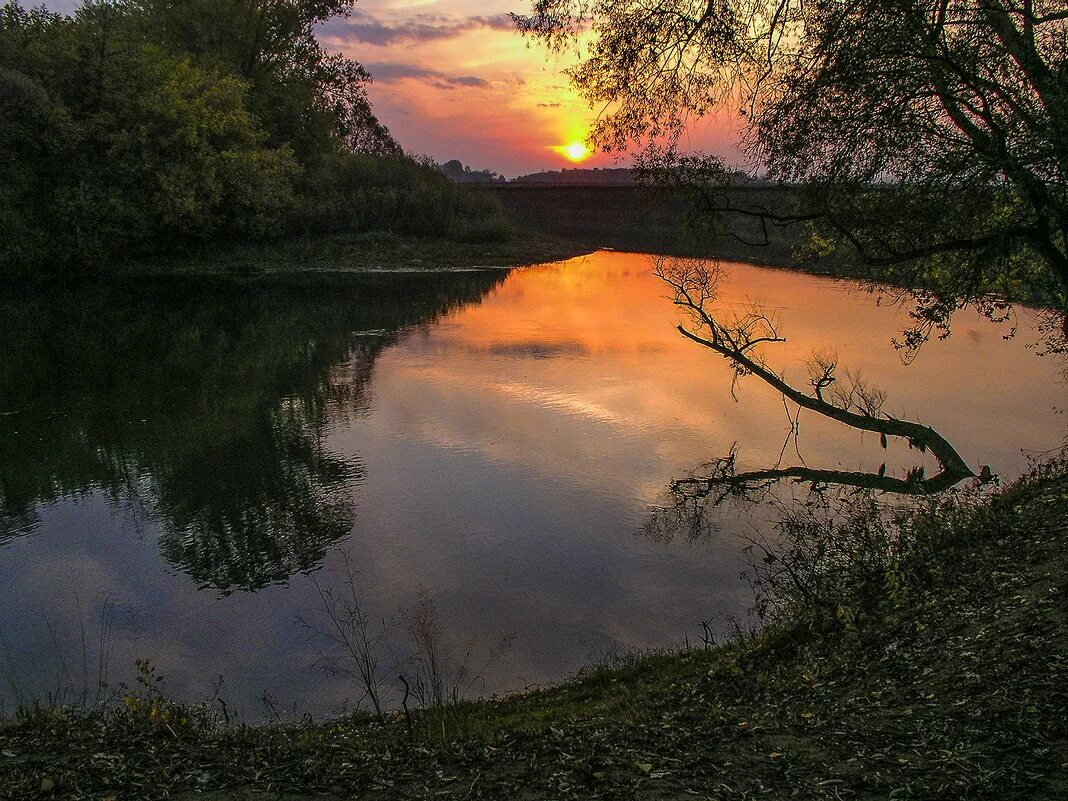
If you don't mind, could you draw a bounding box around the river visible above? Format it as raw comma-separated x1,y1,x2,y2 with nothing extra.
0,251,1062,716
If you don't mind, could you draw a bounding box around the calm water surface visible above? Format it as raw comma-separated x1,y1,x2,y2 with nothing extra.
0,252,1062,715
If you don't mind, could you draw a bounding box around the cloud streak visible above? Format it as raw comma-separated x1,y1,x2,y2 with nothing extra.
365,62,489,90
325,13,515,47
316,0,739,174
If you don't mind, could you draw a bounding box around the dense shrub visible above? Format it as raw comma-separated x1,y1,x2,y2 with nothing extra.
743,460,1067,633
296,154,511,243
0,0,509,275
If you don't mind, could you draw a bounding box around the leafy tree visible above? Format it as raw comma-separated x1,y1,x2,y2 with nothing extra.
0,0,503,274
125,53,300,238
441,159,468,182
0,66,76,270
517,0,1068,346
440,159,505,184
133,0,401,158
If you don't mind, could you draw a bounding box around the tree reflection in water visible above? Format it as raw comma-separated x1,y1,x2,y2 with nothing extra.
0,272,504,593
647,257,991,543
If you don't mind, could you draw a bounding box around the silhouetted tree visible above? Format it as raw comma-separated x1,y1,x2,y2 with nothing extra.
441,160,467,182
439,159,505,184
517,0,1068,347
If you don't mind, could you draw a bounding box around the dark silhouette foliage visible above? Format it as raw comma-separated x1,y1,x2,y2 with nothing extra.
440,159,506,184
517,0,1068,347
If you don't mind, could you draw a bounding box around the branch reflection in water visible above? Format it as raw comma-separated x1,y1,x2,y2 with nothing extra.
646,256,992,545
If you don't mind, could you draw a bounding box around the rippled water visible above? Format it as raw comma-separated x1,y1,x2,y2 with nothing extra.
0,252,1062,716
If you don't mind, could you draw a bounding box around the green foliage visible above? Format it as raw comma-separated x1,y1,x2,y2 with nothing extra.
0,0,508,275
0,66,76,273
297,152,512,243
130,53,300,237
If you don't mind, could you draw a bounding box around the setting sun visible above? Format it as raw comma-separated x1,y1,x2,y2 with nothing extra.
562,141,591,162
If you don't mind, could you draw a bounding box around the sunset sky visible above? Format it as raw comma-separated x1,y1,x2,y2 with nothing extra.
43,0,743,176
320,0,743,175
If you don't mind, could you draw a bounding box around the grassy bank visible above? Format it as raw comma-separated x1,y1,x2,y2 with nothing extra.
2,462,1065,800
113,228,592,277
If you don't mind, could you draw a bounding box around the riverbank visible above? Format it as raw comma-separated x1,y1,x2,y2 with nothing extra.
17,186,789,281
485,185,807,269
114,229,592,278
3,461,1064,800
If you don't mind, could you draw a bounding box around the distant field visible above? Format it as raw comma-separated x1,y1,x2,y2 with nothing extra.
483,185,809,267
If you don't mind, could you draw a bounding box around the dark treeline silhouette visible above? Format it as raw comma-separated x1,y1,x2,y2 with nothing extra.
0,272,504,592
440,160,506,185
510,168,635,186
504,167,767,187
0,0,508,276
440,165,763,188
486,185,806,266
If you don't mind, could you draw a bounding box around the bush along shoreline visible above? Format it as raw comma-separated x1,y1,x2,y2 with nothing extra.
110,228,593,278
0,1,517,279
1,459,1065,800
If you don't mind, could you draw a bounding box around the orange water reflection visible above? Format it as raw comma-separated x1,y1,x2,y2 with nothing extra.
319,251,1062,699
362,251,1062,500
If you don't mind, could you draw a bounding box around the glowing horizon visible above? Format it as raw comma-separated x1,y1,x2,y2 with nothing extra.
318,0,743,176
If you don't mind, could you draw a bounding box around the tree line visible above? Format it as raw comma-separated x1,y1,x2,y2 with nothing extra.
0,0,508,275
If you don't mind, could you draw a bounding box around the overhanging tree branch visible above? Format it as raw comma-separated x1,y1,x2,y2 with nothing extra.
656,257,977,498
